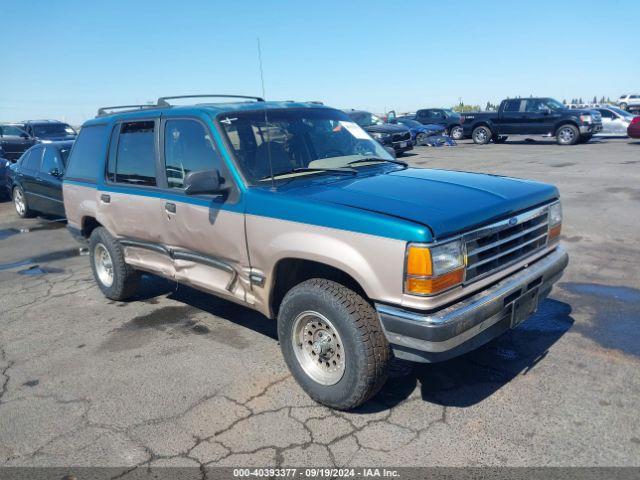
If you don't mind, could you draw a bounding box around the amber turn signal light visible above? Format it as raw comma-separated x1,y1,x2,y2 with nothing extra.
406,245,432,276
549,223,561,241
405,268,464,295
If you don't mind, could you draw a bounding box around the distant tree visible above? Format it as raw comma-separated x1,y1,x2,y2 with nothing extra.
579,97,583,104
600,96,606,104
592,96,597,104
562,99,567,105
452,103,481,113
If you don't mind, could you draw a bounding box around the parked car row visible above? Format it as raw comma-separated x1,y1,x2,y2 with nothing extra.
0,120,77,161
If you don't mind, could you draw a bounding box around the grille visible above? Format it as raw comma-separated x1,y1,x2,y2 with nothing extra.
392,132,411,142
464,207,549,283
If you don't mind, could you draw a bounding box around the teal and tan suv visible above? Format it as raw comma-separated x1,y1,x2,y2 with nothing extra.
63,95,568,409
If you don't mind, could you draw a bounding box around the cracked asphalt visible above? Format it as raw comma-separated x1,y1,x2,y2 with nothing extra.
0,137,639,473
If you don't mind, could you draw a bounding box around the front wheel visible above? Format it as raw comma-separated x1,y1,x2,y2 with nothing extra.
620,103,628,111
472,126,492,144
277,279,390,410
450,125,464,140
556,124,579,145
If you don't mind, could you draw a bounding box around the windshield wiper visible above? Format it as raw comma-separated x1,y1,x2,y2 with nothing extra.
260,167,357,181
347,157,408,167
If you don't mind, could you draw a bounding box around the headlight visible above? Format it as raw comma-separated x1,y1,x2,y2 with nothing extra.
579,114,592,124
548,201,562,242
371,132,388,140
405,240,465,296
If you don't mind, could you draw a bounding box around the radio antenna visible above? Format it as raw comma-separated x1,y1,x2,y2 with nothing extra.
257,37,275,188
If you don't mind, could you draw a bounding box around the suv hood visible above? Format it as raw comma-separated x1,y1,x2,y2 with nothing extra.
289,168,558,239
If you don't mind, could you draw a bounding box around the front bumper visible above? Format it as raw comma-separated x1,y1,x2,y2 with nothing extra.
580,123,602,134
376,246,568,363
392,140,413,153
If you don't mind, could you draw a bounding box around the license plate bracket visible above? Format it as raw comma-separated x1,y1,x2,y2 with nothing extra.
510,287,540,328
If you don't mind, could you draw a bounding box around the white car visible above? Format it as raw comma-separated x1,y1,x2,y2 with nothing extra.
595,106,637,136
617,94,640,110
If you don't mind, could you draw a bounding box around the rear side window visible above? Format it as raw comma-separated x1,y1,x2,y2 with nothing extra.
65,125,108,182
111,121,157,186
22,147,42,170
503,100,522,112
164,119,221,189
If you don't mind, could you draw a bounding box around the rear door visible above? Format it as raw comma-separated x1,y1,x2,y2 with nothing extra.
157,116,248,303
498,99,526,134
102,119,175,279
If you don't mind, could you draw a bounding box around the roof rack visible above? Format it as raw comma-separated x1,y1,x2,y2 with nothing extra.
97,104,158,117
156,94,264,107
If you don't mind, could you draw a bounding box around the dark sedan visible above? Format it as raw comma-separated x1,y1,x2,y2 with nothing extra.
345,110,413,155
414,108,464,140
9,141,74,218
22,120,78,142
0,124,37,161
391,117,445,144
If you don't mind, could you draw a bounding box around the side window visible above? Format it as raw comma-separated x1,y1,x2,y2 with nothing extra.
598,109,614,119
1,126,26,137
163,119,221,189
503,100,522,112
114,121,157,186
66,124,108,182
23,147,43,170
41,146,63,174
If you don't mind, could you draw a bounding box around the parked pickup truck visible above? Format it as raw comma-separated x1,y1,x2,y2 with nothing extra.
63,95,568,409
461,97,602,145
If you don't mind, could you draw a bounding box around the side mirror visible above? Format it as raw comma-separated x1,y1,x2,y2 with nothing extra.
49,168,63,178
184,169,228,195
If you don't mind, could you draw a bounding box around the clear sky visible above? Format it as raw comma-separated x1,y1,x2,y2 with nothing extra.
1,0,638,124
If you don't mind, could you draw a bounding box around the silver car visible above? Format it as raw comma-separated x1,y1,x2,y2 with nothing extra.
595,106,637,136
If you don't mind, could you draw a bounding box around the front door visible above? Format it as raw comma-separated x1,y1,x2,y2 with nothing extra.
157,116,249,304
36,145,65,217
101,118,176,279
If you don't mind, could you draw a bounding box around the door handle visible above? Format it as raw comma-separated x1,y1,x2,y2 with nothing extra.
165,202,176,214
100,194,111,203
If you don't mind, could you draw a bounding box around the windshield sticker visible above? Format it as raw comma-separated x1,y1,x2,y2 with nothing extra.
339,121,370,140
220,117,237,125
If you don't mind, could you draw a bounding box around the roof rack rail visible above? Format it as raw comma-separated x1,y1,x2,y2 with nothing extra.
156,94,265,107
97,104,158,117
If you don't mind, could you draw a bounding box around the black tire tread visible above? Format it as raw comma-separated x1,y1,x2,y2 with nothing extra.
13,186,35,218
279,278,389,410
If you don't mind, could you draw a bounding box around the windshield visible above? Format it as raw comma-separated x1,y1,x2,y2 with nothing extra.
219,108,395,184
442,109,460,118
348,112,385,127
33,123,76,137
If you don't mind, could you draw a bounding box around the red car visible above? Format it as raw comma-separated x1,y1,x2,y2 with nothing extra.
628,116,640,138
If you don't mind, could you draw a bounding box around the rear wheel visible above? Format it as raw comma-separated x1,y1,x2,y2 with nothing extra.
472,126,492,145
278,279,390,410
89,227,140,301
415,132,428,145
556,124,579,145
450,125,464,140
620,103,628,111
13,186,35,218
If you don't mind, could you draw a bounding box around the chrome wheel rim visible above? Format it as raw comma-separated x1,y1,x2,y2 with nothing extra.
451,126,463,140
14,189,25,216
558,127,575,144
416,133,427,144
292,311,345,386
94,243,114,287
474,128,488,143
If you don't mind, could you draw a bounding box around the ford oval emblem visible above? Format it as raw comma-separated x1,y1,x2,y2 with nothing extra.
508,217,518,226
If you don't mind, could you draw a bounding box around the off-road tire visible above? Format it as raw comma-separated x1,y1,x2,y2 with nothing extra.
89,227,140,301
556,124,580,145
472,125,492,144
278,278,390,410
13,186,35,218
450,125,464,140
